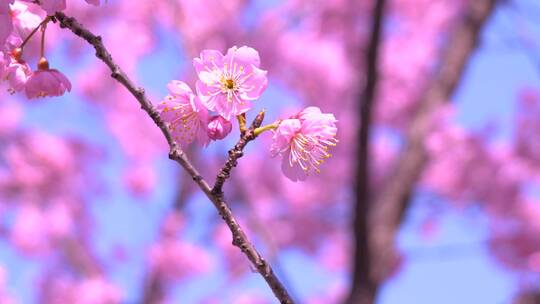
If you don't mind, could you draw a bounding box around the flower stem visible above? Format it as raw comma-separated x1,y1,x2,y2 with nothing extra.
254,121,280,136
20,16,51,51
40,22,47,58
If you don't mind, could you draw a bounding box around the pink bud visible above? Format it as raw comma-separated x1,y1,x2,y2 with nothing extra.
207,116,232,140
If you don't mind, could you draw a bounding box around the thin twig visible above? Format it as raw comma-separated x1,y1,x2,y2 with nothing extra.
52,12,293,304
62,237,103,277
212,111,265,196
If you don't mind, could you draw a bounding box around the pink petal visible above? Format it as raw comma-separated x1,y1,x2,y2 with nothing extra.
193,49,224,76
270,119,301,156
196,80,222,111
84,0,100,5
51,69,72,92
281,152,308,182
226,46,261,68
0,13,12,45
39,0,66,14
167,80,192,98
238,66,268,101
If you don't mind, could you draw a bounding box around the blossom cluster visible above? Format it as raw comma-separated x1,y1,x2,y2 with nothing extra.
158,46,338,181
0,0,99,98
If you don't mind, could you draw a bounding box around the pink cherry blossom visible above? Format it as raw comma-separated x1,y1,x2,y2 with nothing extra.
148,239,212,281
194,46,268,120
76,277,122,304
38,0,66,15
9,1,44,37
157,80,209,147
0,264,17,304
85,0,100,5
0,51,6,76
25,57,72,98
11,204,50,254
0,11,11,45
40,276,123,304
0,102,22,135
45,201,73,239
123,164,156,197
3,33,22,51
0,1,13,41
271,107,338,181
0,0,13,13
3,51,32,93
160,211,185,237
207,115,232,140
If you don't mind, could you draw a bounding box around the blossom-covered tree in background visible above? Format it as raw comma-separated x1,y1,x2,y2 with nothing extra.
1,0,539,303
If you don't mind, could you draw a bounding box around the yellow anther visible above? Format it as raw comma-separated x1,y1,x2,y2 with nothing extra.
225,78,235,89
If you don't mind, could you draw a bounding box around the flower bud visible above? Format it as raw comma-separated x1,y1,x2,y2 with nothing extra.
11,48,23,62
37,57,49,70
207,116,232,140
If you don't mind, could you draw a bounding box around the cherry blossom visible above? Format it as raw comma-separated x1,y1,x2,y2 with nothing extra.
10,204,50,254
76,277,122,304
194,46,268,120
158,80,209,147
123,164,156,196
3,49,32,93
271,107,338,181
38,0,66,15
25,57,71,98
148,239,213,281
0,6,12,45
9,1,44,36
0,51,6,76
0,265,17,304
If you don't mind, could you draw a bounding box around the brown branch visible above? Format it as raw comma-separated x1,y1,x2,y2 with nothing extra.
141,271,165,304
173,145,200,211
212,111,265,196
142,113,267,304
347,1,498,303
62,237,102,277
513,291,540,304
346,0,386,303
52,12,293,304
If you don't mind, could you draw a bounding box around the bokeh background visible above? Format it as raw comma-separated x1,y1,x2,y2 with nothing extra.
1,0,540,303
